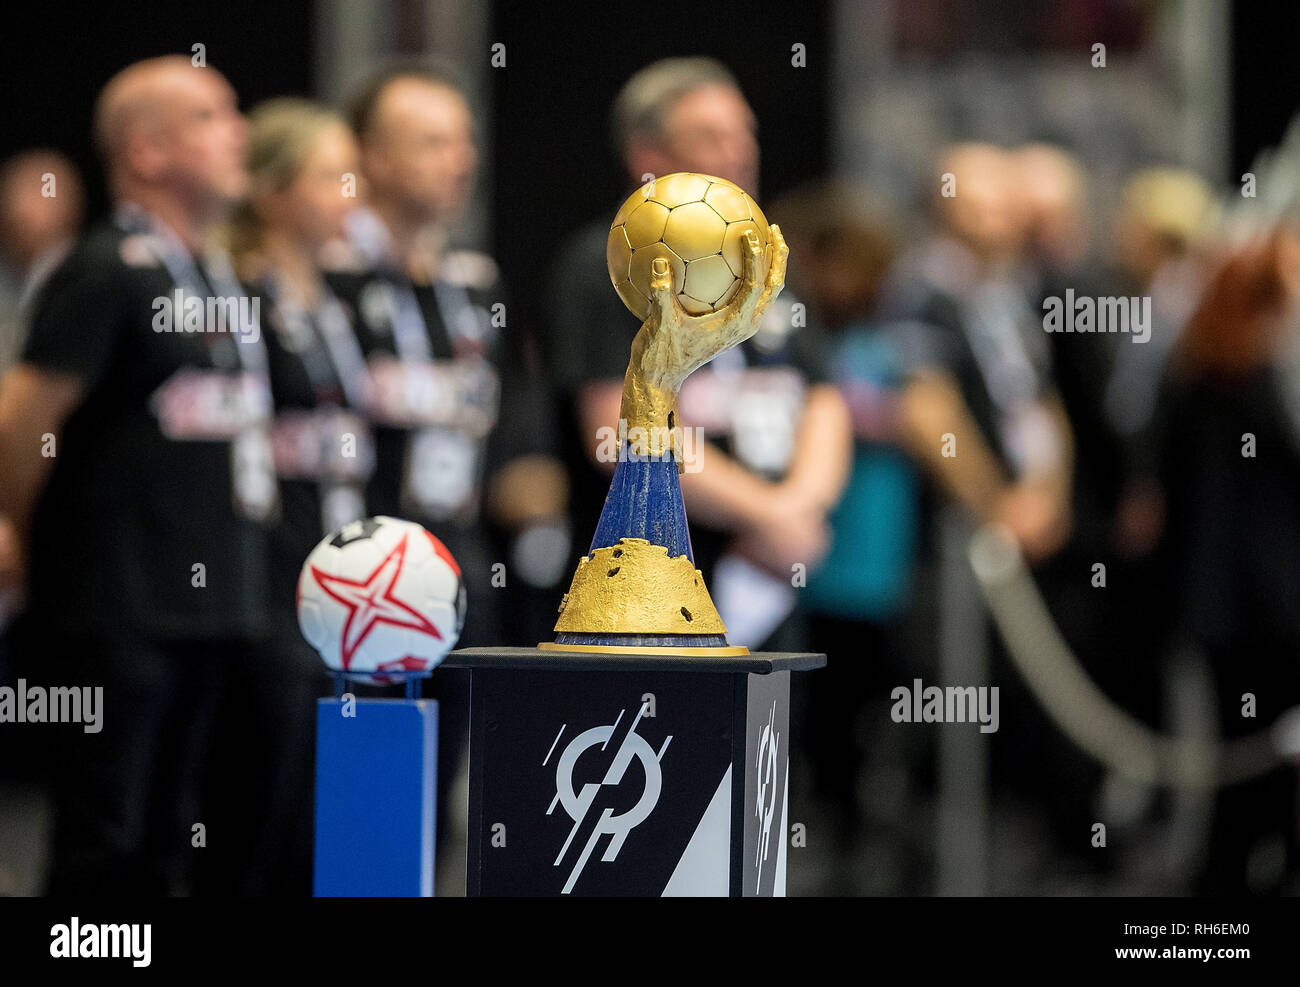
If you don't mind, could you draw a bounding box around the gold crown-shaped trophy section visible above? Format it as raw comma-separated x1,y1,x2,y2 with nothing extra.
552,537,727,636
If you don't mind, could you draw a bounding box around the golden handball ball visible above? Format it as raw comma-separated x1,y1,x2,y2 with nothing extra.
606,172,770,319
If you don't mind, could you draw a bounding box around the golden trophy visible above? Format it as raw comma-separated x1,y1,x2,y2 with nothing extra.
447,173,820,897
542,172,788,655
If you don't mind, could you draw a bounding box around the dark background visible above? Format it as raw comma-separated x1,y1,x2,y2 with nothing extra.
1229,2,1300,176
0,0,829,339
488,0,832,336
0,2,317,220
0,1,1296,326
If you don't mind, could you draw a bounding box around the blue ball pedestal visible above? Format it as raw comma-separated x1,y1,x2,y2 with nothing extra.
442,647,825,896
313,673,439,896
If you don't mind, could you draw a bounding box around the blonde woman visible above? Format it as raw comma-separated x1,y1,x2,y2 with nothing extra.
231,98,374,563
210,98,374,895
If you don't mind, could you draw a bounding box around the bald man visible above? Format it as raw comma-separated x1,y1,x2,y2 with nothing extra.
0,57,274,895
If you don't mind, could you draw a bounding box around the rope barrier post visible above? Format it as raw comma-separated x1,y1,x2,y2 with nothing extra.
936,508,989,895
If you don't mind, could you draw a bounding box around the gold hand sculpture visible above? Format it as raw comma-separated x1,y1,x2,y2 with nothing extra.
620,224,789,467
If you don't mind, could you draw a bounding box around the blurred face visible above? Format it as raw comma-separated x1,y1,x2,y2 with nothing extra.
0,160,80,267
155,68,248,208
265,123,360,248
365,78,477,224
939,147,1027,262
1017,150,1087,267
639,83,759,194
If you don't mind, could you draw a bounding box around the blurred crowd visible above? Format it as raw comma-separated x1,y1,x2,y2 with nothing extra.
0,53,1297,897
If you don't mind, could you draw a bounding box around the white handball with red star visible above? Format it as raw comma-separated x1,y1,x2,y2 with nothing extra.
297,516,466,683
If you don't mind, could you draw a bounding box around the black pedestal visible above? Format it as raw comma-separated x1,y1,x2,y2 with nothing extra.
442,647,825,896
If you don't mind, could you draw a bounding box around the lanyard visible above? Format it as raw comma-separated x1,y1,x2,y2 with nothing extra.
431,276,491,353
113,202,267,377
962,279,1041,412
380,269,488,360
114,203,279,520
382,269,434,362
355,212,490,360
316,290,370,407
263,271,369,410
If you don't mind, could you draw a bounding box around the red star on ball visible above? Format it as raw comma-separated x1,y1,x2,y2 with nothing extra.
309,533,441,669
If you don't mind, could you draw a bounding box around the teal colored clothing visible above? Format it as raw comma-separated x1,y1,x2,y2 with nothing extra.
803,326,918,622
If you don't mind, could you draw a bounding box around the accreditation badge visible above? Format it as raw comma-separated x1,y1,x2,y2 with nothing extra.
270,409,375,482
452,356,501,437
403,426,479,520
320,482,367,536
232,426,279,522
729,367,805,476
1001,400,1065,479
230,372,278,522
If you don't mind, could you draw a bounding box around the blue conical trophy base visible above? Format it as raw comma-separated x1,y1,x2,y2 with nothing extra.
554,449,729,649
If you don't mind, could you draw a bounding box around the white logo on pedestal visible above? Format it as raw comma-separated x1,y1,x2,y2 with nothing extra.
755,700,780,873
544,701,672,894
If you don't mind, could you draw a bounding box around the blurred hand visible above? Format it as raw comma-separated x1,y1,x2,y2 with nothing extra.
994,481,1071,564
1180,227,1295,377
733,482,830,578
486,454,568,528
